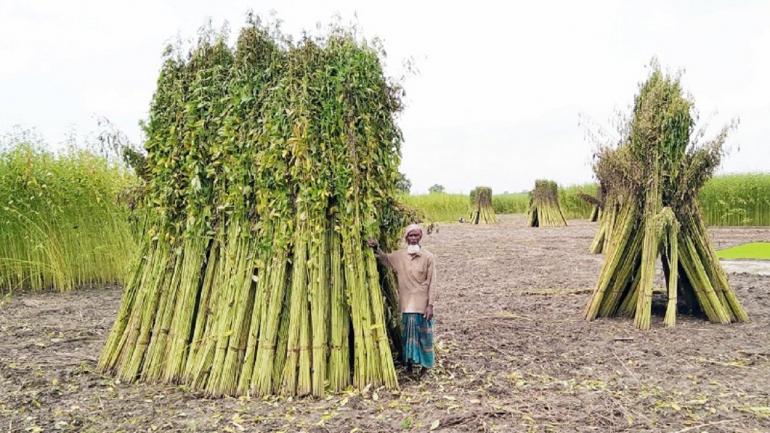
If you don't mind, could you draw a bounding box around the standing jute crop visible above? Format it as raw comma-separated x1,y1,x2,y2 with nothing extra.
98,20,409,397
527,180,567,227
584,65,748,329
0,142,136,292
468,187,496,224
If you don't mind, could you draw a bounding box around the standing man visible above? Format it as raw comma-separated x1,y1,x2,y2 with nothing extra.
367,223,437,377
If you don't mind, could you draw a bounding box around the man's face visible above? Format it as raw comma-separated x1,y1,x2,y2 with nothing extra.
406,231,422,245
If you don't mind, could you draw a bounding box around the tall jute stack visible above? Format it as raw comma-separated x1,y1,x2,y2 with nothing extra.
99,21,409,397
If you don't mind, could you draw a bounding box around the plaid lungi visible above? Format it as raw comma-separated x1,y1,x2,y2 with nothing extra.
401,313,435,368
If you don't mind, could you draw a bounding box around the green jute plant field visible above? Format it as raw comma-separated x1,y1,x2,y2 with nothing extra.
0,138,138,293
699,173,770,226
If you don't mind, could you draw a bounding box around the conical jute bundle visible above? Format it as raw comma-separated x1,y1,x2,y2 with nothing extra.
584,65,748,330
468,186,496,224
527,180,567,227
98,20,410,397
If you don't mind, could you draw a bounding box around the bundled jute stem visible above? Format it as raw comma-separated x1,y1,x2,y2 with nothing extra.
577,191,601,222
99,21,408,397
527,180,567,227
468,187,496,224
589,205,600,222
589,192,622,254
584,64,747,329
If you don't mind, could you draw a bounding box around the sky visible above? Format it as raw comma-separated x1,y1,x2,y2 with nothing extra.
1,0,768,194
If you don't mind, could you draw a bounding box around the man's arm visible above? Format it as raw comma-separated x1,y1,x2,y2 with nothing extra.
424,255,437,320
367,239,393,269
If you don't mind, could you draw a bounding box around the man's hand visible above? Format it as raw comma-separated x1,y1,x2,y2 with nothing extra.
366,239,379,249
423,305,434,321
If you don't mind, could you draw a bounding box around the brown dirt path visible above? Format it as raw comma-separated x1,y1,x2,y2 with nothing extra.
2,215,769,432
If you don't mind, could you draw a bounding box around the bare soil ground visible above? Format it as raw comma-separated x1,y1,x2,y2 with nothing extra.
2,215,769,433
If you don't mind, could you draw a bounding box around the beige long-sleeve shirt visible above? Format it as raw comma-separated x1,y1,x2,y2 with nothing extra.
378,248,437,314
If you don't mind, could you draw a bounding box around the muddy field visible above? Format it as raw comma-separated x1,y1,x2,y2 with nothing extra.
2,215,769,432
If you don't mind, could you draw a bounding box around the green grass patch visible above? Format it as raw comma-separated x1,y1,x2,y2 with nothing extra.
717,242,770,260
